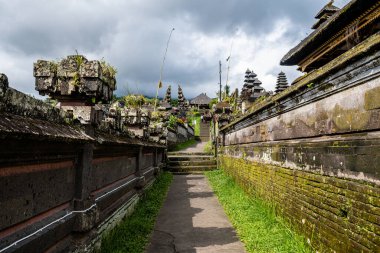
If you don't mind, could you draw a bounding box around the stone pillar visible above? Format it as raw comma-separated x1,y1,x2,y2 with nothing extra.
135,146,145,189
72,124,97,232
74,143,93,206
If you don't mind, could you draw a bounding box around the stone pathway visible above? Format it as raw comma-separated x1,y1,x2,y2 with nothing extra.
145,175,246,253
177,140,208,153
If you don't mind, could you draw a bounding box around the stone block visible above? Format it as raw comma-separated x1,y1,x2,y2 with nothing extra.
57,55,86,78
34,55,116,103
80,60,101,78
61,105,93,124
81,78,103,93
33,60,56,77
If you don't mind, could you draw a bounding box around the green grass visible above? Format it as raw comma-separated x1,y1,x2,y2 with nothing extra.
188,115,200,136
169,138,197,151
100,172,173,253
205,170,312,253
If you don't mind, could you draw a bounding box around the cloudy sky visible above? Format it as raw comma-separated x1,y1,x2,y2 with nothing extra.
0,0,350,99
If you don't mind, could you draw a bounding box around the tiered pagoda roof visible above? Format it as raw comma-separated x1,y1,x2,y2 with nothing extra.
275,71,289,94
241,69,265,102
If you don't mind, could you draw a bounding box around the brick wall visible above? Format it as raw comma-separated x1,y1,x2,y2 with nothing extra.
220,155,380,252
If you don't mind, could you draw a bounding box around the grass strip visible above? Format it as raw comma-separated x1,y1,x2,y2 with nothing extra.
193,116,200,136
169,138,197,151
100,172,173,253
188,115,201,136
205,170,312,253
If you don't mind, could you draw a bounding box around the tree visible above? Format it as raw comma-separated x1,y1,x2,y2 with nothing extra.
170,98,179,107
224,85,230,97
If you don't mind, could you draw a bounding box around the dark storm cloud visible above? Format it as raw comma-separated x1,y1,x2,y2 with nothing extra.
0,0,350,98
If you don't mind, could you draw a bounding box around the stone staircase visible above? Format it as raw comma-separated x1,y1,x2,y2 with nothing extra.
199,122,210,142
167,152,217,173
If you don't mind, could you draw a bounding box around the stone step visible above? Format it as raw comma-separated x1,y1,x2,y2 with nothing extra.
168,160,216,166
171,171,205,175
167,165,217,172
168,156,215,161
168,152,212,156
198,136,210,142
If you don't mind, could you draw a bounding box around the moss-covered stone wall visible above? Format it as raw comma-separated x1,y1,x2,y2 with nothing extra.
219,155,380,252
218,35,380,252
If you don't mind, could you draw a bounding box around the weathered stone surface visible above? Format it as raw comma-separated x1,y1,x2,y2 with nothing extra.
365,86,380,110
219,156,380,253
80,60,101,78
34,60,56,77
0,73,9,97
34,55,116,103
222,132,380,183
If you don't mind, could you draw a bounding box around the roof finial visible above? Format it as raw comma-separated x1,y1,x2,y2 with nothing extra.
328,0,334,6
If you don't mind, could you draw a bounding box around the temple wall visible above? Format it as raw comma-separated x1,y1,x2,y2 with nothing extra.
167,124,195,148
0,86,166,253
219,46,380,252
177,124,189,142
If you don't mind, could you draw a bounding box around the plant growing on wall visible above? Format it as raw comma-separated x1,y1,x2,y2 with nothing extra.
176,118,185,125
124,94,146,109
168,115,177,129
73,51,85,86
100,58,118,79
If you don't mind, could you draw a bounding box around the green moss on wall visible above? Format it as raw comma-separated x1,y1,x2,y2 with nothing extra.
218,155,380,252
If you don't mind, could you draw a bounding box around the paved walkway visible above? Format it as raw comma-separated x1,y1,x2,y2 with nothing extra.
177,140,207,153
145,175,246,253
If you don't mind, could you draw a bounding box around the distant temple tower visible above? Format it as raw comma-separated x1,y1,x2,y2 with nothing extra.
240,69,266,113
177,85,187,108
163,85,171,104
275,71,289,94
311,0,340,30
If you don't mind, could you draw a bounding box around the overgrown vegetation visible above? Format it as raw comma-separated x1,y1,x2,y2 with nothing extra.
209,98,218,109
169,138,197,151
168,115,178,128
100,58,118,78
100,172,173,253
205,170,312,253
203,140,213,154
123,94,146,109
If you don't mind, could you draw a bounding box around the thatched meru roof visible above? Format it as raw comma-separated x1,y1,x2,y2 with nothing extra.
190,93,211,105
281,0,378,66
